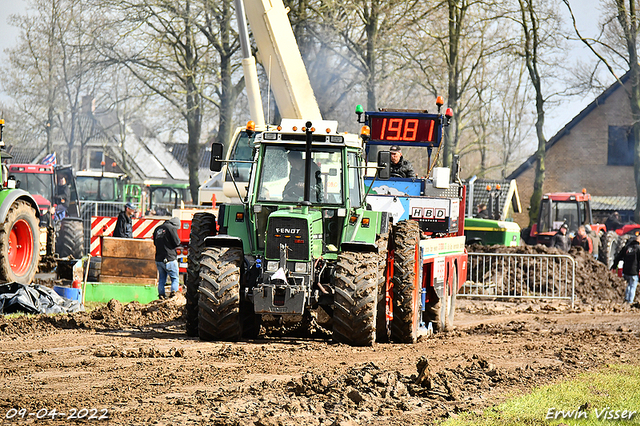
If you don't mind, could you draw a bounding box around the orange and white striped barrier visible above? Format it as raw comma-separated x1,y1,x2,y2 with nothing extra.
90,216,165,256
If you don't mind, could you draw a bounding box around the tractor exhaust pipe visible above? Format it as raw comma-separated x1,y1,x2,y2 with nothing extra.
303,121,313,207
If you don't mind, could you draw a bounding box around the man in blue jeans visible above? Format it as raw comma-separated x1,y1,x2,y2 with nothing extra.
612,234,640,304
153,217,181,299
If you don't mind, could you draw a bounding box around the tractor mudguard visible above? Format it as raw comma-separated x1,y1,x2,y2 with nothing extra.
204,235,244,249
340,241,378,253
0,190,40,223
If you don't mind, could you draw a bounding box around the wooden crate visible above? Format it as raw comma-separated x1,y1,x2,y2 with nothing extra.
101,237,155,260
100,237,157,284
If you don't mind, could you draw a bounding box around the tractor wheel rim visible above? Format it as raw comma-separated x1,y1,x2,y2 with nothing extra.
9,219,33,276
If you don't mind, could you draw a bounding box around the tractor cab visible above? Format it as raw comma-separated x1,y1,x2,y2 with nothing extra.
7,164,80,221
528,190,605,246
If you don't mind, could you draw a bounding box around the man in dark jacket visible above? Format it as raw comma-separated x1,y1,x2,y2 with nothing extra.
551,223,571,252
612,234,640,304
476,203,490,219
113,202,137,238
389,145,416,178
605,211,624,232
153,217,181,299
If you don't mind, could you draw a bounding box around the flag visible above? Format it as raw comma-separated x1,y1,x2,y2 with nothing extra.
41,152,56,165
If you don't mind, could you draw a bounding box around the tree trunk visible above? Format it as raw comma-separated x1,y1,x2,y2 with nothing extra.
215,0,235,153
444,0,462,168
365,0,379,111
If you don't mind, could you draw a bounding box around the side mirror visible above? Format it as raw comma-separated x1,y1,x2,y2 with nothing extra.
377,151,390,180
210,143,224,172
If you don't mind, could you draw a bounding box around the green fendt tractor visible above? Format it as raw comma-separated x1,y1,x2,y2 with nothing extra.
187,119,390,346
187,103,468,346
0,120,41,284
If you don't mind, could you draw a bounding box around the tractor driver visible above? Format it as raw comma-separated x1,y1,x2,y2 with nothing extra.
283,150,323,203
389,145,416,178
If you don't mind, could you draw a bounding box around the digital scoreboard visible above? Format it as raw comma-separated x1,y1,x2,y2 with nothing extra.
367,111,442,146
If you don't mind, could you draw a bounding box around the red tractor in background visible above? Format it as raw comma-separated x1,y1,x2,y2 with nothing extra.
7,163,84,261
521,190,606,248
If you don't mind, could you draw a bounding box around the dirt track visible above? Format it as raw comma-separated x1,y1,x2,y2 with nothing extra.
1,291,640,425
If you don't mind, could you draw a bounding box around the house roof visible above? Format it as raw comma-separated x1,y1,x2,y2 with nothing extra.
591,195,636,212
168,143,211,170
507,72,631,180
4,146,43,164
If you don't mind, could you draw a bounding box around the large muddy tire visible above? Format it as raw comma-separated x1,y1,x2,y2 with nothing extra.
390,220,420,344
376,232,390,343
602,231,625,269
186,212,217,337
55,217,84,259
601,231,617,268
0,200,40,284
198,247,243,342
333,251,378,346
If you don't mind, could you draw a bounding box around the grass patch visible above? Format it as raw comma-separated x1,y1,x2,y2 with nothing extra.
443,364,640,426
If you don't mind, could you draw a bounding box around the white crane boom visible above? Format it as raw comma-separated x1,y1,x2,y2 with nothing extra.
243,0,322,120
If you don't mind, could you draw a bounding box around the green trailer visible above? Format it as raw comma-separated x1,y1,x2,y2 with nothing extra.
464,217,520,246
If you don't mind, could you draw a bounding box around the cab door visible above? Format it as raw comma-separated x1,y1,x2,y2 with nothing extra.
54,166,80,217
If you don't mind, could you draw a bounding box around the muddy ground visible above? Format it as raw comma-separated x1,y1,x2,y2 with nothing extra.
1,247,640,425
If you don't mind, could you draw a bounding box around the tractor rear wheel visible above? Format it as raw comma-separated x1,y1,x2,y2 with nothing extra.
56,217,84,259
186,212,217,337
390,220,420,344
333,251,378,346
0,200,40,284
198,247,244,342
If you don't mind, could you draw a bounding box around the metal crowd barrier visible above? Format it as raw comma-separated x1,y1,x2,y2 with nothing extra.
460,252,575,308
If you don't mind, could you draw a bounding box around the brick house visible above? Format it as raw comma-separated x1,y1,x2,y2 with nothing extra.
507,72,637,227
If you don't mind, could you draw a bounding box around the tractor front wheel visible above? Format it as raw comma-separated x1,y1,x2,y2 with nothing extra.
198,247,255,342
0,200,40,284
333,251,378,346
186,212,217,337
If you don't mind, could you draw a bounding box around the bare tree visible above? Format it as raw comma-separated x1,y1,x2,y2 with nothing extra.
315,0,413,111
399,1,513,170
510,0,566,226
197,0,244,151
96,0,214,202
3,0,101,163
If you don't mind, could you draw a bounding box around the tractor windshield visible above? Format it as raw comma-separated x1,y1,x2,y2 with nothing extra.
256,146,343,205
10,171,53,200
76,176,117,201
539,199,587,234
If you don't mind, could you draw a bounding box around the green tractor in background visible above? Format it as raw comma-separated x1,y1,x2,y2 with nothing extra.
0,120,41,284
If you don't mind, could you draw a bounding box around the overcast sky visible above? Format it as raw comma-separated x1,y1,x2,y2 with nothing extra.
0,0,603,137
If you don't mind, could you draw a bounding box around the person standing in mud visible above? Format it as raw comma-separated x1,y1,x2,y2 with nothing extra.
153,217,181,299
584,225,600,260
551,223,571,252
611,234,640,304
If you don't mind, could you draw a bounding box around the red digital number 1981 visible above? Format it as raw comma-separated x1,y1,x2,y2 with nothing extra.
379,118,432,142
